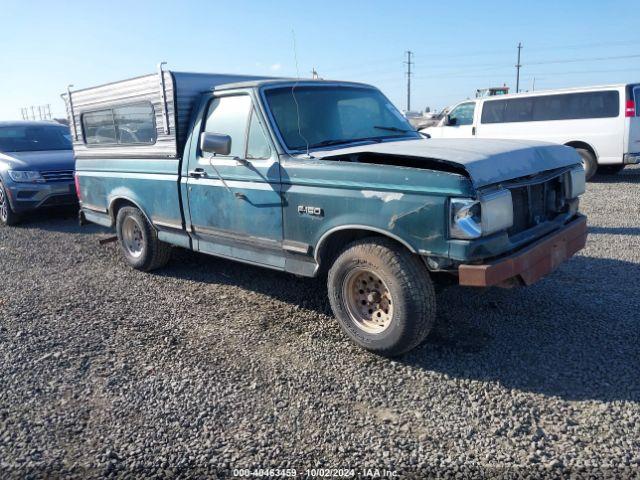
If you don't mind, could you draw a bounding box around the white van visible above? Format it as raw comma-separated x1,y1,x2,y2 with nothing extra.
423,83,640,179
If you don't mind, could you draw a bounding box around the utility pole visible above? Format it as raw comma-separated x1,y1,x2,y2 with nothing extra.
404,50,413,111
515,42,523,93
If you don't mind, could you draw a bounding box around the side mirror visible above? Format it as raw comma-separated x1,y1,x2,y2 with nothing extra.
200,132,231,156
444,114,457,126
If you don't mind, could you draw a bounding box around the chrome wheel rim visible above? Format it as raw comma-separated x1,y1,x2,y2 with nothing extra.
0,187,8,223
343,268,394,334
122,216,144,258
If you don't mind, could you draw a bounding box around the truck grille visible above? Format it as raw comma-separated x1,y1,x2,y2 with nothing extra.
41,170,74,182
507,174,565,236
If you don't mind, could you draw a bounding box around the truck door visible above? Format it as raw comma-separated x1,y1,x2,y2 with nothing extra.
437,101,477,138
186,92,284,267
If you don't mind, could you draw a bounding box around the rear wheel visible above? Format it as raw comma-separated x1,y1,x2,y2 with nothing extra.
575,148,597,181
115,206,171,271
0,180,20,226
598,164,625,175
327,237,436,356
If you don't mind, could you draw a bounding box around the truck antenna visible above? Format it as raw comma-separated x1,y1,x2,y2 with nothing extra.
291,29,311,158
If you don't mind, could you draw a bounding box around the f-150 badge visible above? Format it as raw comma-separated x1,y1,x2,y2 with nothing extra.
298,205,323,217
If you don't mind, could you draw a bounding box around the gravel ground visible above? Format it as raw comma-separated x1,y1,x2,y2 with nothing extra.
1,167,639,479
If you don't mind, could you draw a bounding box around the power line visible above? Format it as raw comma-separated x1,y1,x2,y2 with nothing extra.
527,53,640,66
329,39,640,75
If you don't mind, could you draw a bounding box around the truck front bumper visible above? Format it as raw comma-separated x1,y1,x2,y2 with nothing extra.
458,215,587,287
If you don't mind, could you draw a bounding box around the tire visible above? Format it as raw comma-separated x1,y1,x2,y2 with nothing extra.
575,148,597,181
327,237,436,356
598,164,625,175
0,180,20,226
115,206,172,271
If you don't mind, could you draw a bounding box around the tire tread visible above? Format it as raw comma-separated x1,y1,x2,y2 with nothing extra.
327,237,436,356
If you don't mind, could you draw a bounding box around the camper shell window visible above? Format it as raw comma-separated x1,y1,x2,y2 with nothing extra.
82,102,157,146
481,91,620,124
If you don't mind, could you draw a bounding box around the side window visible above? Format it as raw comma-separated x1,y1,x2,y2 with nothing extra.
449,102,475,126
504,97,534,123
481,100,506,124
83,109,117,144
82,103,156,145
246,110,272,159
204,95,252,158
635,87,640,116
113,104,156,144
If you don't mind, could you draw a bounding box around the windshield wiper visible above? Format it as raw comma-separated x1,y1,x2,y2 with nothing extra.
305,137,383,149
373,125,412,133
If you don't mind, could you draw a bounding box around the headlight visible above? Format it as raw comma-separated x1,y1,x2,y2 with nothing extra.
480,189,513,236
566,166,585,199
449,198,482,239
8,170,45,183
449,189,513,239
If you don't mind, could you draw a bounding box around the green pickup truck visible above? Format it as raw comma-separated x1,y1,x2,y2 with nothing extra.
65,68,587,356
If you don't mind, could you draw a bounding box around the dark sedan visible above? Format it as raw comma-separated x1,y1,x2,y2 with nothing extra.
0,121,76,225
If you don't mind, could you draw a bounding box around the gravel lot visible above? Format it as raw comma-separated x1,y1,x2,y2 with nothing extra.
1,167,639,478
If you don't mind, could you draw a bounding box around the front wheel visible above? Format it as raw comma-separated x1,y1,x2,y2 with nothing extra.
0,180,20,226
327,237,436,356
115,206,172,271
575,148,597,181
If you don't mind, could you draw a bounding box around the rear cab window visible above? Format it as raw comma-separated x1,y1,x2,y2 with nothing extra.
82,103,156,145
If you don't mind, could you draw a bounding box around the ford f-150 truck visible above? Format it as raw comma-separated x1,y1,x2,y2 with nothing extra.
64,67,587,356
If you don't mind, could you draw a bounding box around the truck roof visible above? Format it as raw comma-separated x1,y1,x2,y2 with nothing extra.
211,78,377,91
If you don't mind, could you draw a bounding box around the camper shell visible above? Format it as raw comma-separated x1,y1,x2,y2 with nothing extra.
63,67,275,159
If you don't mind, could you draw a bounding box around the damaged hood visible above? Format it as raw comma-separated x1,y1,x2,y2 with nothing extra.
310,138,581,188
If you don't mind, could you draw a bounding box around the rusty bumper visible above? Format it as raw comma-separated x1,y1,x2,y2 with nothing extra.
458,215,587,287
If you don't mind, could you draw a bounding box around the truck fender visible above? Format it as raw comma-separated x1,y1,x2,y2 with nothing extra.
314,225,418,265
108,195,156,231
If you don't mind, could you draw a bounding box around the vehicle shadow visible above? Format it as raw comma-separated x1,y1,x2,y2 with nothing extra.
155,250,639,403
589,226,640,236
401,254,640,403
591,167,640,184
13,206,109,235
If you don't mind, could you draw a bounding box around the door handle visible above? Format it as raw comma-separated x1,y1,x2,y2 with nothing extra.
472,126,477,136
188,168,208,178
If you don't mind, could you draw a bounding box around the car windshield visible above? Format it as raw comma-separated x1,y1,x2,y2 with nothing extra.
0,125,72,152
263,85,419,151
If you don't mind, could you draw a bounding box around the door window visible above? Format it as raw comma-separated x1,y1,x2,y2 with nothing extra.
246,110,272,159
448,102,475,126
203,95,252,158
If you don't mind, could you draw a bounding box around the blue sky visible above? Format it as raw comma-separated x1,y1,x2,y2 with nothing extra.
1,0,638,119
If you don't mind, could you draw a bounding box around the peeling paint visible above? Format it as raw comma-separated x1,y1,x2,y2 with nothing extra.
361,190,404,203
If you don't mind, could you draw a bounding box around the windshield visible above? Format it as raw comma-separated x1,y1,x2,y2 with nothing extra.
263,85,419,151
0,125,72,152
